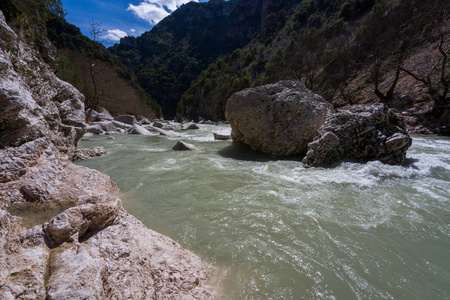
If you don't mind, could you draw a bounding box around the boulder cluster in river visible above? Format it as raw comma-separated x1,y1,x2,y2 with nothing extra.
0,10,213,298
81,107,231,149
226,81,412,167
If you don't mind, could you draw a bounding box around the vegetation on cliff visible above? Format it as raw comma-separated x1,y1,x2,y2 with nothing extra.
178,0,449,135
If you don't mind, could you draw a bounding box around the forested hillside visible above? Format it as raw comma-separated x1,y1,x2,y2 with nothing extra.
178,0,449,134
109,0,301,117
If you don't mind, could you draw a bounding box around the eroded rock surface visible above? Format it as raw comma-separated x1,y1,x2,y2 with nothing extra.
225,81,333,156
0,10,213,299
302,104,412,167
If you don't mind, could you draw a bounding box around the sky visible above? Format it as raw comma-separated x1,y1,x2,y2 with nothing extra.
61,0,209,47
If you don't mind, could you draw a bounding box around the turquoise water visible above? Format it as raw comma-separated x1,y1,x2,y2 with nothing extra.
77,125,450,299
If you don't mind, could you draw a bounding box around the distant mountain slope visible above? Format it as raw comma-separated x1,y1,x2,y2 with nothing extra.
178,0,449,134
109,0,301,118
46,17,161,117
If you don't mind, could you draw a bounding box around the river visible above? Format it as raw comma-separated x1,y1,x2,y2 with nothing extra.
76,124,450,299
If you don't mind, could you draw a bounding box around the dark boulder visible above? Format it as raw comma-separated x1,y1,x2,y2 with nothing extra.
114,115,137,125
302,104,412,167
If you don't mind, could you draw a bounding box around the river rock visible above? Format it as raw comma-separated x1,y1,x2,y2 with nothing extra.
172,141,199,151
96,107,114,121
153,121,165,128
160,130,181,137
225,80,333,156
137,115,151,124
128,124,152,135
213,131,232,140
112,120,132,129
114,115,137,125
94,121,115,131
72,146,107,161
86,124,104,134
181,122,200,130
162,124,177,131
302,104,412,167
85,109,99,122
147,125,181,137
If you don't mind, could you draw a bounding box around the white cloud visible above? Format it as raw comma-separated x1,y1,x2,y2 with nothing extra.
130,28,136,32
103,29,128,41
127,0,198,25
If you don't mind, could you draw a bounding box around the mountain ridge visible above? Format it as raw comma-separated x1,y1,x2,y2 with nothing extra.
109,0,302,117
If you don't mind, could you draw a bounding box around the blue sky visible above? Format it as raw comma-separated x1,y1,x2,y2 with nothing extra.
61,0,208,47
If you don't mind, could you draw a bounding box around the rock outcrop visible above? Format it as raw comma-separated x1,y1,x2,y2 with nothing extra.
0,10,213,299
225,81,333,156
302,104,412,167
0,18,84,153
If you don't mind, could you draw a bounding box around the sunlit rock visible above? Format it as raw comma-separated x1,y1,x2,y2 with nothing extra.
213,131,231,140
128,124,152,135
181,122,200,130
172,141,199,151
226,80,332,156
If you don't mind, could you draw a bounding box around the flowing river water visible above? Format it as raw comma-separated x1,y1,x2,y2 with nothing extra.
76,124,450,299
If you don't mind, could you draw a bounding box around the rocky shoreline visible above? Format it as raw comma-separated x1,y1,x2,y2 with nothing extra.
0,10,213,298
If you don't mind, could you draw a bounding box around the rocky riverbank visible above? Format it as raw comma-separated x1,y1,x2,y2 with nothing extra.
0,10,213,299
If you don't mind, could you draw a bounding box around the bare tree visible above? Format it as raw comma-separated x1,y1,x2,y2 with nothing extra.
401,17,449,116
329,35,353,104
371,40,407,103
85,20,107,122
302,50,322,92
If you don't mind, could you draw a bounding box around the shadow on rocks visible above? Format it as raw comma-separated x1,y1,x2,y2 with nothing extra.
218,142,304,162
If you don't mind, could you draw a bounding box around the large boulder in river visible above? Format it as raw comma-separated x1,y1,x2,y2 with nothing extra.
225,81,333,155
302,104,412,167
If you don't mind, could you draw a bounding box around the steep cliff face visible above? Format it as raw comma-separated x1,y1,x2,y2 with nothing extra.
110,0,301,117
0,9,213,298
0,9,85,152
